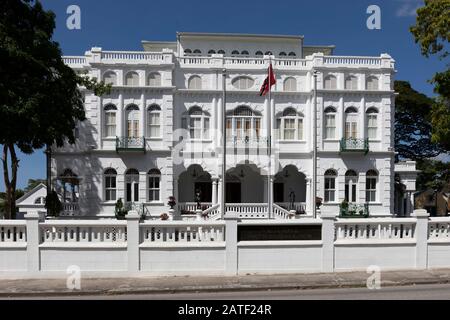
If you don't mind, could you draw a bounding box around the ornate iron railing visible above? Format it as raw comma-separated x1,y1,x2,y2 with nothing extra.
340,138,369,154
116,136,146,152
227,136,270,148
339,203,369,218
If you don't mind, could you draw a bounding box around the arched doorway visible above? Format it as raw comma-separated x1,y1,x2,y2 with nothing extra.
178,165,212,203
274,165,306,211
226,163,265,203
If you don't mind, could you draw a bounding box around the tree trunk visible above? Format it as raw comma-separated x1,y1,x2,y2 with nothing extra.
2,144,19,219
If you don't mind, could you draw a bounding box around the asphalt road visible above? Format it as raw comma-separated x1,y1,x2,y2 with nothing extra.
7,283,450,300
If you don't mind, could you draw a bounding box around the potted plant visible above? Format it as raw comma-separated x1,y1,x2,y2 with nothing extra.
114,198,128,220
160,213,169,221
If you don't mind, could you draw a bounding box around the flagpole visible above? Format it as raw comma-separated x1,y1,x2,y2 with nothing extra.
267,56,272,219
221,68,227,219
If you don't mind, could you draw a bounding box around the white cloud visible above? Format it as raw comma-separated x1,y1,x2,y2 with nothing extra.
395,0,422,17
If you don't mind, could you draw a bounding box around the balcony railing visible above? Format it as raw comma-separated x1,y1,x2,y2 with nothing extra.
227,136,270,148
339,203,369,218
116,136,146,152
340,138,369,154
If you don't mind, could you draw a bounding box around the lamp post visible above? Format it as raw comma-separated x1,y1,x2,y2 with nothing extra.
312,70,318,219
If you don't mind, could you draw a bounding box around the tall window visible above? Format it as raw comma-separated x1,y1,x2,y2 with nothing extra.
345,170,358,203
324,75,337,89
103,71,117,85
345,107,358,139
366,170,378,202
324,107,337,139
366,76,379,90
125,71,140,86
104,104,117,137
182,106,210,140
125,169,140,202
126,104,140,138
147,72,161,86
283,77,297,91
366,107,379,139
104,168,117,201
345,76,358,90
226,106,261,140
277,108,303,140
147,104,161,138
147,169,161,202
232,76,254,90
188,75,202,89
324,169,337,202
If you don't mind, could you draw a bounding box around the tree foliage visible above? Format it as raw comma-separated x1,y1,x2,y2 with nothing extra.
0,0,109,219
410,0,450,151
394,80,442,160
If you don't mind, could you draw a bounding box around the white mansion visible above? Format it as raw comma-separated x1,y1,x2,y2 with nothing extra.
45,32,418,219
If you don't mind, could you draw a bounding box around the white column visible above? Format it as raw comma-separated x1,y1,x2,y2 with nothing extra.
218,177,223,211
117,93,123,137
126,210,140,273
306,178,312,215
413,209,429,269
217,97,222,150
212,179,218,204
339,97,345,139
410,192,415,215
360,96,365,139
140,93,145,137
25,212,40,274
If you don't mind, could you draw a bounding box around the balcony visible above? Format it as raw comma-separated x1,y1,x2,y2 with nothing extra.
340,138,369,155
339,203,369,218
226,136,270,149
116,136,146,153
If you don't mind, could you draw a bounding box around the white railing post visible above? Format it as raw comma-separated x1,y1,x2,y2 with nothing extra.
321,211,335,272
126,210,140,273
25,212,40,274
413,209,429,269
224,211,239,275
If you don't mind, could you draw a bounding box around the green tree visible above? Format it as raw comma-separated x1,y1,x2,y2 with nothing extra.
416,158,450,191
410,0,450,150
0,0,110,219
394,80,443,160
24,178,46,193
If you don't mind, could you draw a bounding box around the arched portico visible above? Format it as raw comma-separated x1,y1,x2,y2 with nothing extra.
274,165,307,212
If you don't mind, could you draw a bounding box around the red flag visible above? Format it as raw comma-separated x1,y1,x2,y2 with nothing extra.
259,63,276,96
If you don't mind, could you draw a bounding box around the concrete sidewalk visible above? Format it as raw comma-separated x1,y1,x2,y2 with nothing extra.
2,269,450,297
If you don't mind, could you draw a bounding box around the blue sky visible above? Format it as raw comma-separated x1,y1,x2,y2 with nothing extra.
1,0,446,191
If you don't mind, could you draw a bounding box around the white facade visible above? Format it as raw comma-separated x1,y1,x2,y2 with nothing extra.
54,32,413,219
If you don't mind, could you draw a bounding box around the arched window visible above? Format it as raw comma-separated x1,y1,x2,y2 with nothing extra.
366,170,378,202
283,77,297,91
104,168,117,202
279,52,287,57
226,106,262,141
147,72,161,86
193,49,202,55
126,104,140,138
366,107,379,139
34,197,46,205
241,50,249,56
125,71,140,86
255,51,263,56
231,50,240,56
217,49,225,55
125,169,139,202
277,108,303,140
103,71,117,85
324,75,337,89
345,107,358,139
324,107,337,139
345,76,358,90
58,169,79,204
264,51,273,55
148,169,161,202
182,106,210,140
324,169,337,202
147,104,161,138
232,76,254,90
184,49,192,55
288,52,296,57
104,104,117,137
345,170,358,203
366,76,379,90
188,75,202,89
